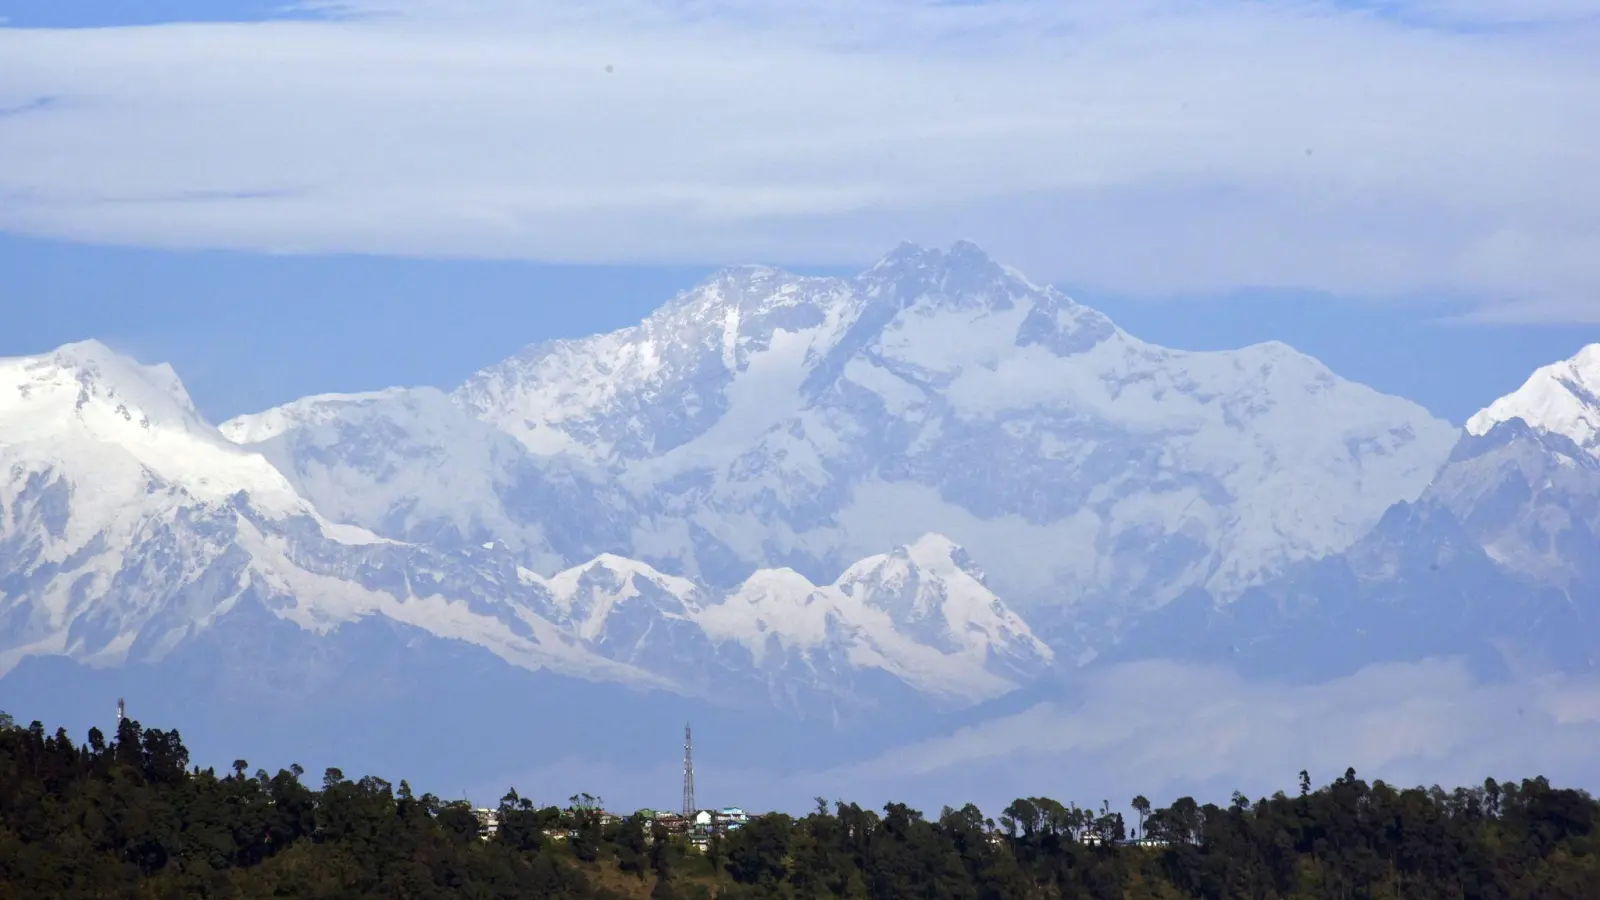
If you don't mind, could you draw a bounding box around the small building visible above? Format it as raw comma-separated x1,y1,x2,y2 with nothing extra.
473,809,500,840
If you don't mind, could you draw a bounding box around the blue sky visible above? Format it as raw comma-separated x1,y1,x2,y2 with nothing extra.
5,231,1588,425
1,0,1596,423
0,0,315,27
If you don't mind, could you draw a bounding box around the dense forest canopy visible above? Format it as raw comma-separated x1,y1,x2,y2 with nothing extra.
1,710,1596,899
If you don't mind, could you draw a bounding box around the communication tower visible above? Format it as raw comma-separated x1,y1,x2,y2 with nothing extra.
682,723,696,817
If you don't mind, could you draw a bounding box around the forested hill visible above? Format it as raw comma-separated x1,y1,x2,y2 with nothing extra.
1,711,1596,900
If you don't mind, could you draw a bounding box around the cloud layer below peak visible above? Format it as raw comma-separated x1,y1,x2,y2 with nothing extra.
474,657,1600,815
1,0,1597,319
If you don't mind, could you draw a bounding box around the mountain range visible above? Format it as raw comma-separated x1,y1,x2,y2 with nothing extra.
1122,345,1600,681
2,241,1596,799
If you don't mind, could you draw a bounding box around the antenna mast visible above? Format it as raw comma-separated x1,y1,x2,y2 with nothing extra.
682,723,696,817
117,698,125,724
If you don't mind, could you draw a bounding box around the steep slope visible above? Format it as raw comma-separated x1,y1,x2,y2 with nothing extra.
468,242,1456,614
517,554,747,700
1124,344,1600,679
698,533,1053,707
1466,344,1600,455
233,243,1455,641
832,534,1050,686
1,339,316,518
0,340,350,670
455,266,861,466
2,342,1055,716
0,343,663,687
501,536,1051,710
218,388,630,572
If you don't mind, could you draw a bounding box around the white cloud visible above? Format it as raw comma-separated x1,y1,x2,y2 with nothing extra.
471,659,1600,816
826,659,1600,814
1384,0,1600,25
0,1,1596,318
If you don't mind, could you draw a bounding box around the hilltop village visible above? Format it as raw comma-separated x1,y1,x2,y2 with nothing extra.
473,804,753,853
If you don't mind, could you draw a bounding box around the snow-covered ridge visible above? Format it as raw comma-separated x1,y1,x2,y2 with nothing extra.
2,241,1465,709
218,387,420,445
1145,345,1600,682
453,266,862,463
216,241,1457,627
0,340,311,515
1466,344,1600,455
0,341,1047,706
505,535,1050,704
218,386,565,567
699,533,1053,703
527,553,704,642
441,241,1453,608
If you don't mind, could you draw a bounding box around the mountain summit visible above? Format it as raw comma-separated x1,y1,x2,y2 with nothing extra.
5,242,1538,799
1467,343,1600,456
230,243,1456,643
3,242,1476,776
0,336,1048,713
1133,345,1600,681
0,340,312,517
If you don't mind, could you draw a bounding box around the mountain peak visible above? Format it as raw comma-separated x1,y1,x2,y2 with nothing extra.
50,337,119,363
857,240,1036,319
875,239,933,264
573,553,699,593
900,533,977,576
30,340,196,418
866,239,998,276
0,340,316,517
1466,343,1600,454
1,340,210,446
220,387,433,445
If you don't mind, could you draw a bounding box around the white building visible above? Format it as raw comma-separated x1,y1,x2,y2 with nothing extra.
473,808,500,840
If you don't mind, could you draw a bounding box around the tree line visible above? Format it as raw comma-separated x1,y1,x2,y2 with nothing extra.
0,710,1595,899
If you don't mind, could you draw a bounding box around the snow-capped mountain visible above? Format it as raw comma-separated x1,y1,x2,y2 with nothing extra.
1466,344,1600,457
517,545,1051,709
0,341,361,667
699,534,1052,707
1124,344,1600,679
216,387,623,573
230,242,1458,646
0,342,669,688
0,340,1047,714
11,245,1571,803
0,242,1474,746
